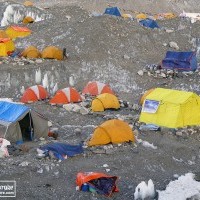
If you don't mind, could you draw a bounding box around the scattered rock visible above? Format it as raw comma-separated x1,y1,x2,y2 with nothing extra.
79,107,89,115
147,71,152,76
132,104,140,111
166,29,174,33
123,54,130,60
169,41,179,50
137,70,144,76
66,15,71,20
105,169,110,172
74,128,82,134
176,131,183,136
37,168,43,174
160,72,167,78
39,137,45,141
163,43,167,46
45,165,50,172
35,59,43,64
19,161,30,166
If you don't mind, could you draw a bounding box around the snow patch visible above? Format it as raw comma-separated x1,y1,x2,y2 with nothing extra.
134,179,155,200
1,3,52,26
158,173,200,200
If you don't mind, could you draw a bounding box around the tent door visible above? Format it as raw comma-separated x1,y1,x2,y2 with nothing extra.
19,113,34,141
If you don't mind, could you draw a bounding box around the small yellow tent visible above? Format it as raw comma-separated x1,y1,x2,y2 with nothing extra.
23,16,34,24
0,30,9,38
41,46,63,60
21,46,41,58
122,14,133,19
154,13,176,20
91,93,120,112
24,1,34,6
136,13,147,20
6,26,31,39
0,38,15,57
139,88,200,128
88,119,135,146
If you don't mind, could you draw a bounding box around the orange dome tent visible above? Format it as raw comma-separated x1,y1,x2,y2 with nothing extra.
136,13,147,20
20,85,49,103
41,46,63,60
49,87,82,105
24,1,34,6
82,81,114,96
0,30,8,38
23,16,34,24
91,93,120,112
88,119,135,146
21,46,41,58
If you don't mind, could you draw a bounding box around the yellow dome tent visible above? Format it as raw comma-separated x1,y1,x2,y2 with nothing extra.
24,1,34,6
0,38,15,57
23,16,34,24
122,14,133,19
0,30,9,38
139,88,200,128
88,119,135,146
91,93,120,112
21,46,41,58
6,25,31,39
41,46,63,60
154,13,176,20
136,13,147,20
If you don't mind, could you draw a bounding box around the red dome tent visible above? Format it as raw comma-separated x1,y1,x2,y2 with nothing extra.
82,81,114,96
21,85,49,103
50,87,82,105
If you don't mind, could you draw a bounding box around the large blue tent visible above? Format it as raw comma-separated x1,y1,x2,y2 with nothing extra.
161,51,197,71
104,7,121,17
0,101,48,143
139,18,160,29
0,101,29,125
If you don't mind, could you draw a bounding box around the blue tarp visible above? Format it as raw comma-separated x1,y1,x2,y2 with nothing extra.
40,143,84,160
0,101,29,123
161,51,197,71
139,18,159,29
104,7,121,17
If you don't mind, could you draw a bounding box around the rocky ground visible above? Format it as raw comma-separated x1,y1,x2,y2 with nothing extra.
0,0,200,199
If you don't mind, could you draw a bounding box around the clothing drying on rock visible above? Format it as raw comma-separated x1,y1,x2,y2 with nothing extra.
39,143,83,160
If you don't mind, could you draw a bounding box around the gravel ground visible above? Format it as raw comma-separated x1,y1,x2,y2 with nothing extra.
0,1,200,199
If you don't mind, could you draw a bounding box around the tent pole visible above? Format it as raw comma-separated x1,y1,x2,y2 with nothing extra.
4,125,9,138
29,111,33,140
